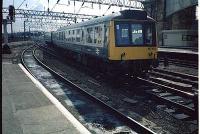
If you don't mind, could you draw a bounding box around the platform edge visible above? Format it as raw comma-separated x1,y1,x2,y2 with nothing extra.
18,63,91,134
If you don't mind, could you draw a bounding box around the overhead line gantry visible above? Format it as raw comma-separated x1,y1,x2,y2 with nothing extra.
70,0,144,9
2,0,145,32
2,8,98,21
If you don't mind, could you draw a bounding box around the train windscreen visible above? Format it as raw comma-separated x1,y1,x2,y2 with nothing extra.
131,24,143,45
115,22,156,47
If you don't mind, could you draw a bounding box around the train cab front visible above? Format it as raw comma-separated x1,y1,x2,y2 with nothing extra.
108,19,158,75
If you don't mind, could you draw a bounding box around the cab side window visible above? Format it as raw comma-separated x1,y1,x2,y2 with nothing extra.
145,24,154,45
76,29,80,42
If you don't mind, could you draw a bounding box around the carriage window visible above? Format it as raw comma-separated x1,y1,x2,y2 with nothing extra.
81,28,84,42
61,32,63,40
63,32,65,40
72,30,75,42
94,26,102,44
59,32,61,40
115,24,130,46
65,31,68,40
69,30,71,41
76,29,80,42
145,25,153,45
86,27,94,43
131,24,143,45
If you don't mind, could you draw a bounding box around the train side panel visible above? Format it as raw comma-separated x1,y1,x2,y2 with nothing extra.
51,23,109,59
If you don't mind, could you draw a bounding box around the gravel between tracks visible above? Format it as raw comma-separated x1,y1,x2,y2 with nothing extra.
36,48,198,134
158,63,198,76
2,41,34,63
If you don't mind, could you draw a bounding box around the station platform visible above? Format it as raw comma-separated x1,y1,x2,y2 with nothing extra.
158,47,198,55
158,47,198,61
2,62,85,134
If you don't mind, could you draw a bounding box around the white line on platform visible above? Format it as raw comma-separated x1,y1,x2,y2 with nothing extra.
18,63,91,134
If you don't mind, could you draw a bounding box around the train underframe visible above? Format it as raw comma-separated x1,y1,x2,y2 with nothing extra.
50,44,156,78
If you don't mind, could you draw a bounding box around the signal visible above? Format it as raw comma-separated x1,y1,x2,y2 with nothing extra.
8,5,15,21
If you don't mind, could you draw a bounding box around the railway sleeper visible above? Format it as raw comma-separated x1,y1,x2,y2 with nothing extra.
147,92,196,118
149,71,198,89
152,68,198,81
159,58,198,69
137,77,194,98
138,78,198,119
149,77,193,93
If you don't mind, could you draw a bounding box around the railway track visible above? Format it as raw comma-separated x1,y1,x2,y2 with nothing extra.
137,67,198,118
21,45,156,134
29,42,198,133
159,58,198,69
152,68,198,82
149,68,198,90
150,68,198,89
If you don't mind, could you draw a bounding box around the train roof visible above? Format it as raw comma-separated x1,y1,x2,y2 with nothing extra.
56,9,156,31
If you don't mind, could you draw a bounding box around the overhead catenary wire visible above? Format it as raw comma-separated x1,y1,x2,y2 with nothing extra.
102,4,111,16
17,0,26,9
51,0,60,11
76,1,85,14
11,0,144,32
30,0,41,10
71,0,144,9
74,0,76,13
51,4,57,11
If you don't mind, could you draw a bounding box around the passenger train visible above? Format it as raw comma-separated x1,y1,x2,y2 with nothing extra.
39,10,158,76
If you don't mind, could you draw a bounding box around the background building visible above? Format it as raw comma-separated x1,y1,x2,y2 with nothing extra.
143,0,198,48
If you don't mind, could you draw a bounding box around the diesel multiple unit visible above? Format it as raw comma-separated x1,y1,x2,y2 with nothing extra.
42,10,158,75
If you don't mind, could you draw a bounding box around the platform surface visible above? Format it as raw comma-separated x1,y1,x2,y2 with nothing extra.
2,63,81,134
158,47,198,55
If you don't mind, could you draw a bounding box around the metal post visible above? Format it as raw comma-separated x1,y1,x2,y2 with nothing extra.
193,93,198,120
29,26,30,39
24,21,26,41
74,0,75,13
163,0,166,30
11,21,13,33
11,21,14,41
3,19,8,45
164,56,169,67
3,19,11,54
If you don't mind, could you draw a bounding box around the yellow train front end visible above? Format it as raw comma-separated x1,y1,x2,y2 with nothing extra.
108,20,157,75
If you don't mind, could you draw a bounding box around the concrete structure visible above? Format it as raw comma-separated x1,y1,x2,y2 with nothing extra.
2,63,83,134
143,0,198,47
162,30,198,48
166,0,198,17
3,19,8,45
